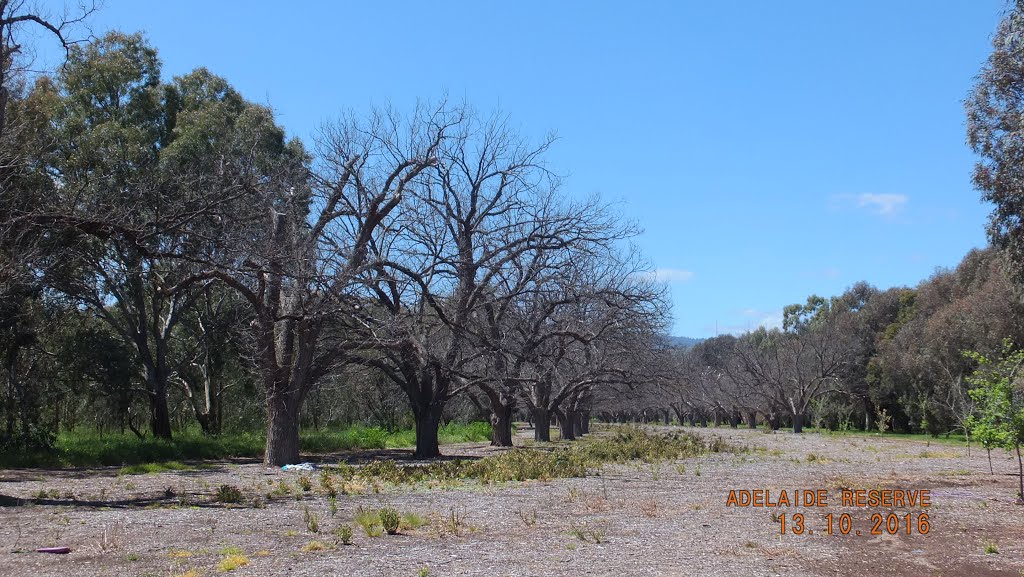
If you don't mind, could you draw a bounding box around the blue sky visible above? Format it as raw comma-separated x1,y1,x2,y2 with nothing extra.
33,0,1007,337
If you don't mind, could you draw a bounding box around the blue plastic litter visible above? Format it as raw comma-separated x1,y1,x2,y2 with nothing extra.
281,462,316,471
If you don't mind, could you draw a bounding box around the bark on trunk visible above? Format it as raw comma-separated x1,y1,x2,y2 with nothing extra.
580,411,590,434
534,407,551,442
558,410,576,441
747,411,757,429
265,397,301,466
414,404,443,458
793,412,806,434
149,385,172,440
490,402,514,447
729,410,740,428
572,411,584,437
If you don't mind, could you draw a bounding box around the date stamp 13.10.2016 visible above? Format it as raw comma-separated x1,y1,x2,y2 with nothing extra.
725,488,931,537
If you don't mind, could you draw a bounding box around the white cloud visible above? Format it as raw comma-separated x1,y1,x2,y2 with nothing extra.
650,268,695,283
833,193,908,216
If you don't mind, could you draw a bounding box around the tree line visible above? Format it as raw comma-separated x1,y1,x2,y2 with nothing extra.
647,247,1022,440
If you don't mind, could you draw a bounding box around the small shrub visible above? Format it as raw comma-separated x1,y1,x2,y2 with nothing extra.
303,506,320,533
297,474,313,492
355,506,383,537
433,507,468,537
984,542,999,554
328,496,338,516
379,507,400,535
215,484,243,504
334,524,353,545
401,512,428,531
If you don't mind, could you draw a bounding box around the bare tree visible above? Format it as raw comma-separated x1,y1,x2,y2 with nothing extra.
205,103,452,465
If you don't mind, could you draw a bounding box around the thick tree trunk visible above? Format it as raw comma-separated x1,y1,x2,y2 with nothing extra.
265,396,301,466
769,414,780,431
490,402,514,447
730,410,740,428
414,404,443,458
793,412,806,434
149,385,172,440
558,410,576,441
747,411,757,429
580,411,590,434
534,407,551,442
713,411,722,427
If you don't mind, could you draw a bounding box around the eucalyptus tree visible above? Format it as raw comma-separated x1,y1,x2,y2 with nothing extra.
29,33,300,439
967,0,1024,285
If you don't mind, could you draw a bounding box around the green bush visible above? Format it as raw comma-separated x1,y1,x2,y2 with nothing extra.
379,507,400,534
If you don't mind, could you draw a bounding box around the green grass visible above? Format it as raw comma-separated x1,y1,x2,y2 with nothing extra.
0,422,492,468
820,429,969,446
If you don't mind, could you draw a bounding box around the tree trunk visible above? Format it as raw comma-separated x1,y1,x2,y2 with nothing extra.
265,396,301,466
747,411,757,429
558,410,576,441
580,411,590,434
490,402,514,447
730,410,740,428
1016,443,1023,504
534,407,551,442
142,360,172,440
793,412,806,434
573,411,584,437
413,404,443,458
713,411,722,427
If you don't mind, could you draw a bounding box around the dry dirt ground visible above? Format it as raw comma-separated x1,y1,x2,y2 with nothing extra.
1,426,1022,577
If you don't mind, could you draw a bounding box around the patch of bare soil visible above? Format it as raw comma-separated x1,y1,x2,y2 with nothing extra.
0,427,1021,577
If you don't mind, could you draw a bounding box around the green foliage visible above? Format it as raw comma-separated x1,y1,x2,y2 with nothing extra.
303,506,320,533
333,524,353,545
965,341,1024,453
378,507,400,535
215,484,243,504
0,422,492,468
311,427,712,487
354,506,383,537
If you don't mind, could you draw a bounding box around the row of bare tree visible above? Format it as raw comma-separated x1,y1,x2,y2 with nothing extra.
0,21,668,464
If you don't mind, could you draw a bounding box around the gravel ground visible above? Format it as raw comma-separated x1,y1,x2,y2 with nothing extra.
1,426,1022,577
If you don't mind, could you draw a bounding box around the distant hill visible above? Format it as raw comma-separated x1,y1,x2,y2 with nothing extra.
664,335,703,349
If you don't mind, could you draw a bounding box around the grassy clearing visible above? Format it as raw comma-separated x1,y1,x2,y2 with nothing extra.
0,422,492,468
